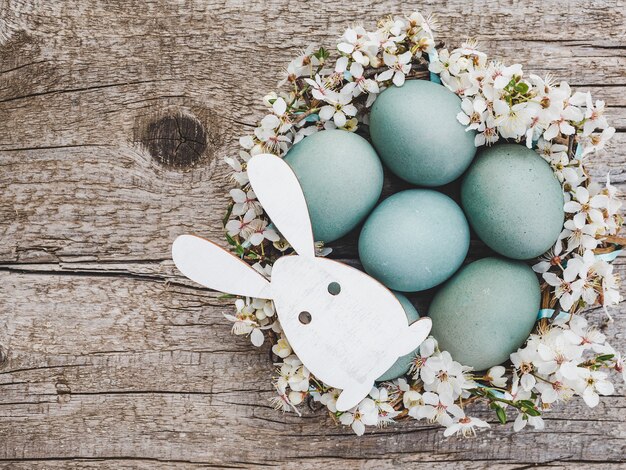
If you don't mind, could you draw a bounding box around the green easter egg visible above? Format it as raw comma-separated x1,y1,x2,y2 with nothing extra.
429,257,540,371
358,189,470,292
377,292,421,382
461,143,565,260
369,80,477,187
284,130,384,243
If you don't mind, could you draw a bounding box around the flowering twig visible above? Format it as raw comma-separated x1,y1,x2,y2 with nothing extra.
218,10,624,438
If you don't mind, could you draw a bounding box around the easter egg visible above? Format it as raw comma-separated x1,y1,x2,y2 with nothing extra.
377,292,420,382
358,189,470,292
284,130,383,243
429,257,540,371
461,144,565,260
369,80,477,187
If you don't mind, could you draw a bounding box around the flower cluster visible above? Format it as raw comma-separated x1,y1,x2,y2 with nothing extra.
534,245,621,317
431,43,623,316
272,312,624,436
502,313,622,429
532,173,623,316
273,337,489,437
222,263,279,346
431,44,615,152
218,10,623,437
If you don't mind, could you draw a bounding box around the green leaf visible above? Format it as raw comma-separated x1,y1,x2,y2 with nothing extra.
525,407,541,417
495,405,507,424
218,293,235,299
225,233,237,246
314,47,330,61
515,82,529,94
222,203,234,227
596,354,615,362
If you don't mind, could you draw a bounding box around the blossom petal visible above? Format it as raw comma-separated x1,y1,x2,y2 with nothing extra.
250,328,265,347
582,389,599,408
272,98,287,116
595,380,614,396
392,71,406,87
563,201,582,213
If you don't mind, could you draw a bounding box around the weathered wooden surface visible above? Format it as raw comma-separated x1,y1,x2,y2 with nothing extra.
1,0,625,467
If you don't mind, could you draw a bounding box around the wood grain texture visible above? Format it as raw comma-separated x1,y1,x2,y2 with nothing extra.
1,0,625,467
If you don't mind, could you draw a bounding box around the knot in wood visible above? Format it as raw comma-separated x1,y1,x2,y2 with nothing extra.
143,115,208,168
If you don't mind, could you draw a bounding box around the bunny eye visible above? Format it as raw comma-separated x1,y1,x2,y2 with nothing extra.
298,311,312,325
327,282,341,296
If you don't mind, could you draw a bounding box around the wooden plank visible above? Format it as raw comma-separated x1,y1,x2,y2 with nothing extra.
2,133,624,264
1,0,625,466
0,272,625,467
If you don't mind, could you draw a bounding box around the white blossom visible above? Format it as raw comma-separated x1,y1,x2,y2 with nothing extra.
421,351,468,403
493,100,535,139
304,74,336,102
576,369,614,407
319,92,357,127
579,127,616,156
510,343,539,391
337,26,377,66
564,186,607,229
230,188,262,216
485,365,508,388
223,298,268,347
339,397,378,436
272,337,292,358
444,415,490,437
513,412,544,432
377,51,412,87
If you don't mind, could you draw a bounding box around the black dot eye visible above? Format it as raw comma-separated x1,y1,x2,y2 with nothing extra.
328,282,341,296
298,311,312,325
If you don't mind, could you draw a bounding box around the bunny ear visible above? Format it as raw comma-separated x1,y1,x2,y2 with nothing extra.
172,234,272,299
247,154,316,258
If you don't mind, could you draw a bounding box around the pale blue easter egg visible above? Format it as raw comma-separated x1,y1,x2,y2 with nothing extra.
377,292,421,382
461,143,565,260
358,189,470,292
429,257,540,371
284,130,384,243
369,80,477,187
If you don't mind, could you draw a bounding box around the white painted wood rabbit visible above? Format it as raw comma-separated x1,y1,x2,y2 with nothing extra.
172,153,432,411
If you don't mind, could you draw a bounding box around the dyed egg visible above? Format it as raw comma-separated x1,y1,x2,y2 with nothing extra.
284,130,383,243
429,257,540,371
377,293,420,381
369,80,477,187
461,144,564,260
358,189,470,292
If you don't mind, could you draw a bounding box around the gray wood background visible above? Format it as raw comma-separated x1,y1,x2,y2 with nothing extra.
1,1,625,468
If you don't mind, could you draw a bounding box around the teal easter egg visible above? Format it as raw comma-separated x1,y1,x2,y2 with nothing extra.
358,189,470,292
369,80,477,187
284,130,383,243
461,143,564,260
377,292,420,382
429,257,540,371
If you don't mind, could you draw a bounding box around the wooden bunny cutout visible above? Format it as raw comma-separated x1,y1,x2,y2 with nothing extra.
172,153,432,411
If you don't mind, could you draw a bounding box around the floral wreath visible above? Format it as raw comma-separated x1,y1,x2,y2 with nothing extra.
220,11,624,437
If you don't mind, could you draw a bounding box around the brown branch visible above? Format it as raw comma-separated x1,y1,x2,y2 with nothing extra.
602,235,626,246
